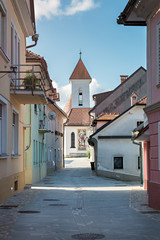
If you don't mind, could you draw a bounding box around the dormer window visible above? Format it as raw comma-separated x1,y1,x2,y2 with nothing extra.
78,89,83,106
130,92,138,106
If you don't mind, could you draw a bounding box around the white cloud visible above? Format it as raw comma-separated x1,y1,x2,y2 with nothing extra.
90,78,104,107
34,0,100,20
52,78,103,109
64,0,100,16
52,80,71,110
34,0,61,20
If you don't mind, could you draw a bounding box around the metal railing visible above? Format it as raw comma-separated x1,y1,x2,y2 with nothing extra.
10,64,47,94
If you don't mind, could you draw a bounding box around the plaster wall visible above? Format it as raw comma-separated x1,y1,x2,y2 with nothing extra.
97,106,145,137
148,10,160,105
93,68,146,117
64,126,90,157
97,139,140,179
0,0,31,202
71,80,91,108
93,106,145,180
46,104,66,172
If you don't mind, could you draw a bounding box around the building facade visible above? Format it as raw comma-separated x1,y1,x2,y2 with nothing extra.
89,99,146,181
64,57,92,158
0,0,38,203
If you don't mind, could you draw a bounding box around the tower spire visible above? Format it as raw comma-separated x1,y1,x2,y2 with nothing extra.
79,50,82,59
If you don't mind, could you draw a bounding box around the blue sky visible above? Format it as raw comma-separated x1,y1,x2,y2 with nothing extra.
28,0,146,108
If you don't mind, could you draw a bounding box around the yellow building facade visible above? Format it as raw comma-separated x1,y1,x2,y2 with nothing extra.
0,0,36,203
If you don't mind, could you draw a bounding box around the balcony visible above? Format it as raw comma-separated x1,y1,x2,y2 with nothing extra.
10,64,49,104
39,120,50,134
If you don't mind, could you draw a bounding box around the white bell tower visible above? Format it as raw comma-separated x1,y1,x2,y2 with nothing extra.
69,53,92,109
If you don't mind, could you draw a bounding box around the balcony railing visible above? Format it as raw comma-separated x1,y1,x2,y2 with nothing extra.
10,64,49,104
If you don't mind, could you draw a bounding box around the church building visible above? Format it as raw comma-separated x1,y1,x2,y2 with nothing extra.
64,55,92,157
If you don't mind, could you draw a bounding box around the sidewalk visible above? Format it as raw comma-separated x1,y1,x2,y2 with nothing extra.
0,158,160,239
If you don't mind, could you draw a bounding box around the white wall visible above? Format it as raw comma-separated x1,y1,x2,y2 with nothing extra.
71,79,91,108
64,126,90,157
97,139,139,176
97,106,145,137
93,105,145,179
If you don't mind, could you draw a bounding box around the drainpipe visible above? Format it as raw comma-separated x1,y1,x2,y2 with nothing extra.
26,33,39,49
25,105,32,151
132,140,143,184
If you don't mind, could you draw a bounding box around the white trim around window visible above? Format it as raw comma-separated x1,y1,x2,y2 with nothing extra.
12,106,19,156
0,0,8,58
0,95,8,157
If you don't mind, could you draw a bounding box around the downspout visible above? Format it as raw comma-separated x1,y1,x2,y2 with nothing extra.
25,105,32,151
132,140,143,184
26,34,39,49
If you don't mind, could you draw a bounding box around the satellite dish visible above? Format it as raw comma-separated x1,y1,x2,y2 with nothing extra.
48,111,56,120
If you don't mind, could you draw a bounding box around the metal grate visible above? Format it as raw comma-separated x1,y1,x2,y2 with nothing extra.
140,211,160,214
18,210,40,214
43,199,60,201
72,233,105,239
0,205,18,209
49,204,67,207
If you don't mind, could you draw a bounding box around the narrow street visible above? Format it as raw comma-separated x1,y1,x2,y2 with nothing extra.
1,158,160,240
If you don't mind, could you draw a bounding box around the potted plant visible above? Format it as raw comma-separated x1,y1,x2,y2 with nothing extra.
23,71,40,90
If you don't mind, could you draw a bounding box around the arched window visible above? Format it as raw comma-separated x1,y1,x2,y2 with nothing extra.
71,132,75,148
78,89,83,106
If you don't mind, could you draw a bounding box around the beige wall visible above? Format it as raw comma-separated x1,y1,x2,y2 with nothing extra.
0,0,33,203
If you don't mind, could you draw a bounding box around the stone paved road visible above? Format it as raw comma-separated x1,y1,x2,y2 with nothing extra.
1,158,160,240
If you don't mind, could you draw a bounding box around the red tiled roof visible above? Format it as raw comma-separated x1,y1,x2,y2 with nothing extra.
96,113,119,121
65,108,91,126
64,95,72,116
70,59,91,80
137,96,147,105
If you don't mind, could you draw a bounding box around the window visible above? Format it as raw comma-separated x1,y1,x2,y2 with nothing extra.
0,0,7,54
157,22,160,85
12,110,19,155
114,157,123,169
78,89,83,106
10,23,21,87
0,96,8,155
71,132,75,148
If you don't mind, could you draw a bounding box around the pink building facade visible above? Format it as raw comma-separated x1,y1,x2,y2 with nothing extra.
118,0,160,209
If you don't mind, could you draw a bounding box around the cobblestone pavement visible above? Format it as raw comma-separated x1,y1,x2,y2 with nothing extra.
0,158,160,240
0,188,41,240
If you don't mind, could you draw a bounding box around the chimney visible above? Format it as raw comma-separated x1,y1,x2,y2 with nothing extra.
120,75,128,84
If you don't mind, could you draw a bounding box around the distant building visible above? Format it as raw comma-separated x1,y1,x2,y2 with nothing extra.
89,97,147,181
64,56,92,157
24,50,67,184
90,67,147,119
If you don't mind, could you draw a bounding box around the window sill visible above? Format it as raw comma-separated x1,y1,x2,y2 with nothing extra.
0,154,9,159
0,47,10,63
11,154,21,159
